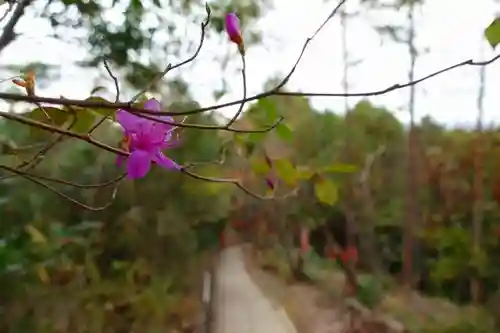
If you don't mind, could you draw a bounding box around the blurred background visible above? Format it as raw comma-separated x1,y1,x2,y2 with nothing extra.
1,0,500,332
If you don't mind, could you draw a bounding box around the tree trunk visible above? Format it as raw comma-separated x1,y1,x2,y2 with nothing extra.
322,225,358,294
471,47,486,303
358,146,385,275
403,1,419,290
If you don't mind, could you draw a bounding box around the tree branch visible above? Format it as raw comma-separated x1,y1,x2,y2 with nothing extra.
0,0,32,53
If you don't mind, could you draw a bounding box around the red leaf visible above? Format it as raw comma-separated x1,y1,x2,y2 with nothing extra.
340,246,358,263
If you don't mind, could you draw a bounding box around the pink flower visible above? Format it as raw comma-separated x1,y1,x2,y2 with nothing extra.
265,177,275,190
116,98,181,179
225,12,245,55
225,13,242,44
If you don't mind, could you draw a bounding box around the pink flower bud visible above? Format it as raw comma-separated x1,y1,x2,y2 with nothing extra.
225,12,245,55
265,177,275,190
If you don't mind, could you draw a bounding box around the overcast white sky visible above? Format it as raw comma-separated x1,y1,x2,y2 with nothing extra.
0,0,499,127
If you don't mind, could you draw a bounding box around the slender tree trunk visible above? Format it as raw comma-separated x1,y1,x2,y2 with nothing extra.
322,225,358,294
358,146,385,274
471,46,486,303
340,7,357,249
337,6,364,292
341,8,349,117
403,0,419,290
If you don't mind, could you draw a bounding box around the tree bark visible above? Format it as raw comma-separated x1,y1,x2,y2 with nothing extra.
358,145,385,275
471,47,486,303
403,1,419,290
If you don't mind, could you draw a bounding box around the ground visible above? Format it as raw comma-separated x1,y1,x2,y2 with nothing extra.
212,246,298,333
212,244,400,333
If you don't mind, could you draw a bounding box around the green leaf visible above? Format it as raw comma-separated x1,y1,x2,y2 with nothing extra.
25,107,70,137
134,94,150,105
258,98,278,122
469,248,489,276
27,107,69,125
84,96,116,117
71,221,103,232
70,109,97,133
25,225,47,244
314,178,338,206
275,123,293,142
234,135,255,156
322,163,358,173
131,0,143,11
243,141,256,157
36,264,50,284
297,167,315,179
274,158,297,186
0,136,18,155
246,132,267,144
485,17,500,49
85,254,101,283
58,104,97,134
250,157,271,175
112,260,130,271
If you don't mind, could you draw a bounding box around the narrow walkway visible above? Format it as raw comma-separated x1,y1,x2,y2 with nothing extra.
213,246,298,333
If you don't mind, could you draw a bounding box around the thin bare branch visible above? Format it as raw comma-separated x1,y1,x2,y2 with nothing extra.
179,53,500,116
0,111,125,155
0,105,78,180
0,164,125,188
0,52,497,121
88,60,120,135
129,2,212,103
271,0,347,91
0,164,122,211
0,1,15,26
0,0,32,52
182,168,298,200
104,59,120,103
224,54,247,128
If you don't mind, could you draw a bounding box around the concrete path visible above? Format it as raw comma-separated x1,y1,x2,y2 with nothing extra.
213,246,298,333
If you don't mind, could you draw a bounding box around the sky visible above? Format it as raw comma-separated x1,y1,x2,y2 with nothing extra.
0,0,499,127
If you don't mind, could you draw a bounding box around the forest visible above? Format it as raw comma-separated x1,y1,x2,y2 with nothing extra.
1,0,500,332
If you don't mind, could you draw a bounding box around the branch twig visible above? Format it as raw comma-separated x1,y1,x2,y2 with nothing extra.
129,3,212,103
0,0,32,52
0,164,123,211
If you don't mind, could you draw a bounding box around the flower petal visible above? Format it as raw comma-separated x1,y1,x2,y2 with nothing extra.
144,98,161,112
153,150,181,170
143,98,175,124
126,150,152,179
143,123,169,146
116,109,147,133
225,13,242,44
161,132,181,149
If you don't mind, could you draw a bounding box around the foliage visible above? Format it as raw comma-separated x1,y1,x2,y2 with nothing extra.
355,275,384,309
484,18,500,49
237,96,500,330
0,0,499,332
0,96,232,332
